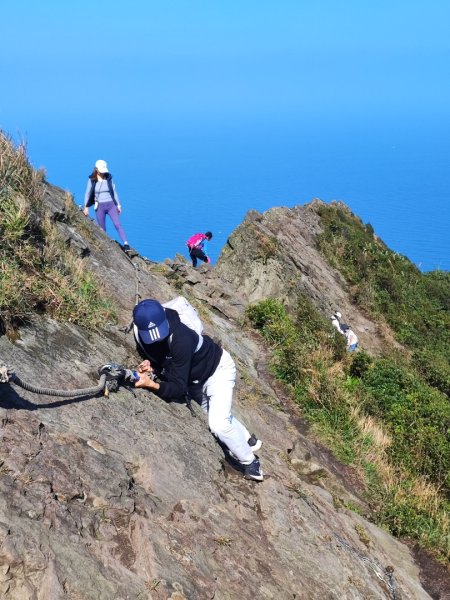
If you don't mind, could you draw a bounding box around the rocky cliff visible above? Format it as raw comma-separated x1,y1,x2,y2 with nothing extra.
215,202,402,355
0,183,447,600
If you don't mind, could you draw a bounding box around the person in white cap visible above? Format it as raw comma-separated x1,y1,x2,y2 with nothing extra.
331,311,345,334
83,160,131,252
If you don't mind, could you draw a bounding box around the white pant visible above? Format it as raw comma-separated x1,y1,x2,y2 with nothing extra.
201,350,254,464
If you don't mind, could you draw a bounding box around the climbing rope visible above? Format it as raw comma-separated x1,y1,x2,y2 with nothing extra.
118,247,141,334
119,244,141,306
129,257,141,307
0,362,137,399
1,363,107,398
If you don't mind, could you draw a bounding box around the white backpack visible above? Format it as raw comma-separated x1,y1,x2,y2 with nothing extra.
162,296,204,336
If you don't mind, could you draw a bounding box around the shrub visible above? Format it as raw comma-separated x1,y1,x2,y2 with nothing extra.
360,359,450,493
247,297,450,559
413,348,450,397
349,351,373,378
315,203,450,399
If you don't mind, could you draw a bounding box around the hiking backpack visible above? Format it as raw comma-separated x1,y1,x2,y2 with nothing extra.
186,233,205,249
162,296,203,336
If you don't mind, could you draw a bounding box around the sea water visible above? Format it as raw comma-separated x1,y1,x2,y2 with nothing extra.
27,115,450,271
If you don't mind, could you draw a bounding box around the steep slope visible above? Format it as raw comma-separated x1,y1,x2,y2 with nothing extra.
215,202,403,355
0,183,445,599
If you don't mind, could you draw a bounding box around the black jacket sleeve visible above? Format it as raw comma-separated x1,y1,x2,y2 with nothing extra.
134,336,193,401
155,331,197,400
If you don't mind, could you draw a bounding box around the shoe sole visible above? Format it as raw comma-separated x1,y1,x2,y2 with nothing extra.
244,472,264,482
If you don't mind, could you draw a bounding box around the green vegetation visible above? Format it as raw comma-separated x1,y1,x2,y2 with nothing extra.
247,298,450,560
315,203,450,396
0,132,116,332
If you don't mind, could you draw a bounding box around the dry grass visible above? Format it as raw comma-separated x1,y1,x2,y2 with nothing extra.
350,405,449,558
0,133,41,204
248,267,450,560
0,130,116,331
292,348,449,558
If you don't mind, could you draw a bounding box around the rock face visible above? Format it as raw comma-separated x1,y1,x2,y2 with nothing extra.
0,185,445,599
215,202,401,355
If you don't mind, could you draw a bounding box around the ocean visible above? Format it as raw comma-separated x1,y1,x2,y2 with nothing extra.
26,115,449,272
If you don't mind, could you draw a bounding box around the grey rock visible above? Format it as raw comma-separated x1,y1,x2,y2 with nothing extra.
215,202,403,354
0,185,441,599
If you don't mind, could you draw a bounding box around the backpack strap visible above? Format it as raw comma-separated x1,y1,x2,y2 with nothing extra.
106,175,118,207
167,332,203,353
86,178,96,207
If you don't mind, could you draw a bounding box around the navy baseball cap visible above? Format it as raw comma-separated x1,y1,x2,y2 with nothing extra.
133,299,170,344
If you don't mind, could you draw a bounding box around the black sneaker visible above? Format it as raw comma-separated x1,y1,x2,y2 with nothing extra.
248,433,262,452
244,457,264,481
123,243,131,253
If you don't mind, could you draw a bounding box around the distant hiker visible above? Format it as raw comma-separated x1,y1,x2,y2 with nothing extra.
340,323,358,352
132,298,264,481
344,327,359,352
331,312,358,350
331,311,344,334
186,231,212,268
83,160,131,253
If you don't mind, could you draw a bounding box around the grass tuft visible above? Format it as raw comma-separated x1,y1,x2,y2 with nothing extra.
0,130,116,332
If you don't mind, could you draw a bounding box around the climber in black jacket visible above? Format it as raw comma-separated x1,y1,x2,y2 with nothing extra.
132,299,264,481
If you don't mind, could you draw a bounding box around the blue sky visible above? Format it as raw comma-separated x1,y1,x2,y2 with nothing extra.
1,1,449,269
3,0,450,125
